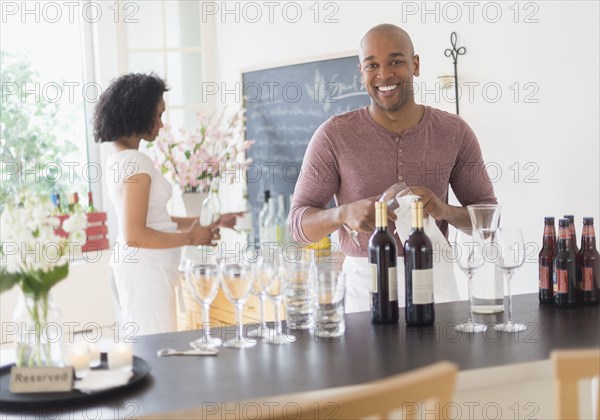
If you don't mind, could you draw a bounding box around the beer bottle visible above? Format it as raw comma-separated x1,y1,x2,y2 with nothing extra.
538,217,556,304
579,217,600,305
553,219,577,308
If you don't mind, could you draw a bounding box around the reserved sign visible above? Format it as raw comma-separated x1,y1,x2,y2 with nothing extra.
9,366,73,393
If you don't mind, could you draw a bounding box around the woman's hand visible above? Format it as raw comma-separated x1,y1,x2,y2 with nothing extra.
186,220,220,246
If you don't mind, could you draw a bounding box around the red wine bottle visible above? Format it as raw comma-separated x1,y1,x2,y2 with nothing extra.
553,219,577,308
369,202,399,324
579,217,600,305
538,217,556,304
404,199,434,326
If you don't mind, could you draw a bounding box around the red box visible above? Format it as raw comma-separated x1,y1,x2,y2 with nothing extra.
54,212,109,252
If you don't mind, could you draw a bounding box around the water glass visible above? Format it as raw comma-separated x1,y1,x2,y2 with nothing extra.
313,271,346,338
283,247,315,330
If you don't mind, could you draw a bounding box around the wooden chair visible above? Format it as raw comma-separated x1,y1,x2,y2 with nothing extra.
143,361,458,420
278,361,458,420
552,348,600,420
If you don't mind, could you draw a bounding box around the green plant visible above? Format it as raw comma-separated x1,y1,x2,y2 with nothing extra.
0,50,81,209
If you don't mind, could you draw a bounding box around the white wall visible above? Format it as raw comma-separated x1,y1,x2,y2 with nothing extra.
209,0,600,295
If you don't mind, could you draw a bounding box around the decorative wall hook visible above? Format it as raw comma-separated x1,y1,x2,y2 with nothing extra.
444,32,466,115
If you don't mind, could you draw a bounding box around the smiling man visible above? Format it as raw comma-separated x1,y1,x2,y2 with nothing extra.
289,24,497,312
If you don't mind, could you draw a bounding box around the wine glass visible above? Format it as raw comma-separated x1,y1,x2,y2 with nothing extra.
219,253,257,349
247,245,276,340
453,228,487,332
494,227,526,332
378,181,413,213
185,259,222,350
263,248,296,344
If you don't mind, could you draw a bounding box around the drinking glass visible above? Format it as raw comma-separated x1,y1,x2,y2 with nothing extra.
220,254,256,349
453,228,487,332
313,271,346,338
467,204,502,239
263,250,296,344
247,245,276,340
494,227,526,332
467,204,504,314
283,247,315,330
185,259,222,350
378,181,412,213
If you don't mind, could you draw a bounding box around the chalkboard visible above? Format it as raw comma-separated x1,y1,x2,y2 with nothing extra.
243,55,370,236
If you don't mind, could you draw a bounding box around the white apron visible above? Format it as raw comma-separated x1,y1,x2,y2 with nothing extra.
111,244,181,336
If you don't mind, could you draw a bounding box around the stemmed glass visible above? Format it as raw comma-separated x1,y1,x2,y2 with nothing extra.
185,259,222,350
494,227,526,332
219,253,257,349
263,248,296,344
247,245,276,340
453,228,487,332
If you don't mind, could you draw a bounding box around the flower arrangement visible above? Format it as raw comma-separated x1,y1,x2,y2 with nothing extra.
0,195,86,367
147,109,253,193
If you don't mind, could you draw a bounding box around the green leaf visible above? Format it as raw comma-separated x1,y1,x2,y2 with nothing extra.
0,268,21,293
20,264,69,298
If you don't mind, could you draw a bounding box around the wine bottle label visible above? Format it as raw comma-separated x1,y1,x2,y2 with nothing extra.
388,266,398,302
369,263,377,293
553,269,568,293
583,267,594,291
411,268,434,304
539,265,550,289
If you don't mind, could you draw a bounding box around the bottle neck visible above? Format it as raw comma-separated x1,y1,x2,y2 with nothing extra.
375,205,388,230
582,224,597,250
557,227,572,251
542,225,556,248
411,205,424,231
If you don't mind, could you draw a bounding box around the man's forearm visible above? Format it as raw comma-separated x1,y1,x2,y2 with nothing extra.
443,205,472,229
298,207,344,243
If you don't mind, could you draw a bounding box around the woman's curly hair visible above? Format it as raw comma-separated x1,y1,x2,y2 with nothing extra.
93,73,169,143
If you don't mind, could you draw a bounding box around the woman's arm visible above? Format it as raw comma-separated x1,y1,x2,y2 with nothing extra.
122,174,218,248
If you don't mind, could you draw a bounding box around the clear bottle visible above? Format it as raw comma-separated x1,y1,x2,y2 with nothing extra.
286,193,294,244
258,190,271,244
263,197,278,244
200,178,221,227
275,194,286,244
235,185,254,245
538,217,556,304
368,202,399,324
579,217,600,305
404,199,434,326
553,219,577,308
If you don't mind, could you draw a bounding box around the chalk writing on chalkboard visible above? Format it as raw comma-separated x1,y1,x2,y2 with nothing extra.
243,55,370,236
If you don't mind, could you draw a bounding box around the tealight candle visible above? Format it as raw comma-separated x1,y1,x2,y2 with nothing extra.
88,343,101,368
107,342,133,372
66,343,91,379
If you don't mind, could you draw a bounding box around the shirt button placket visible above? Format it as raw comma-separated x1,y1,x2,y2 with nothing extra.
396,136,403,181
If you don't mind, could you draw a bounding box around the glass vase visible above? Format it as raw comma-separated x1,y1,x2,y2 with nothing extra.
13,291,64,367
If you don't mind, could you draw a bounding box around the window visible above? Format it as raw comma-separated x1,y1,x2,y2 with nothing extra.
1,7,91,208
122,0,212,131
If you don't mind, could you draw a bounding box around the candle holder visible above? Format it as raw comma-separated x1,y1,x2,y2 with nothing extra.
444,32,467,115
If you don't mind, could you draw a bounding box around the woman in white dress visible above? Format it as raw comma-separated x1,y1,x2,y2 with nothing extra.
94,73,219,335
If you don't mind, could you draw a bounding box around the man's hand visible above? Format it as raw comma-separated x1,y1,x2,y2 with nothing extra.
408,186,448,220
341,195,380,232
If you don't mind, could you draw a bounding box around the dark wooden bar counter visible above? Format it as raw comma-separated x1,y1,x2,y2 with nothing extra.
1,294,598,418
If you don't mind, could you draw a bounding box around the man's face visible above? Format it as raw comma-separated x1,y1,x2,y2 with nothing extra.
358,30,420,113
145,97,165,141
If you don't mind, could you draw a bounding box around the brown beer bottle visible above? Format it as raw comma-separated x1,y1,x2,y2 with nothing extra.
538,217,556,304
579,217,600,305
553,219,577,308
564,215,579,255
